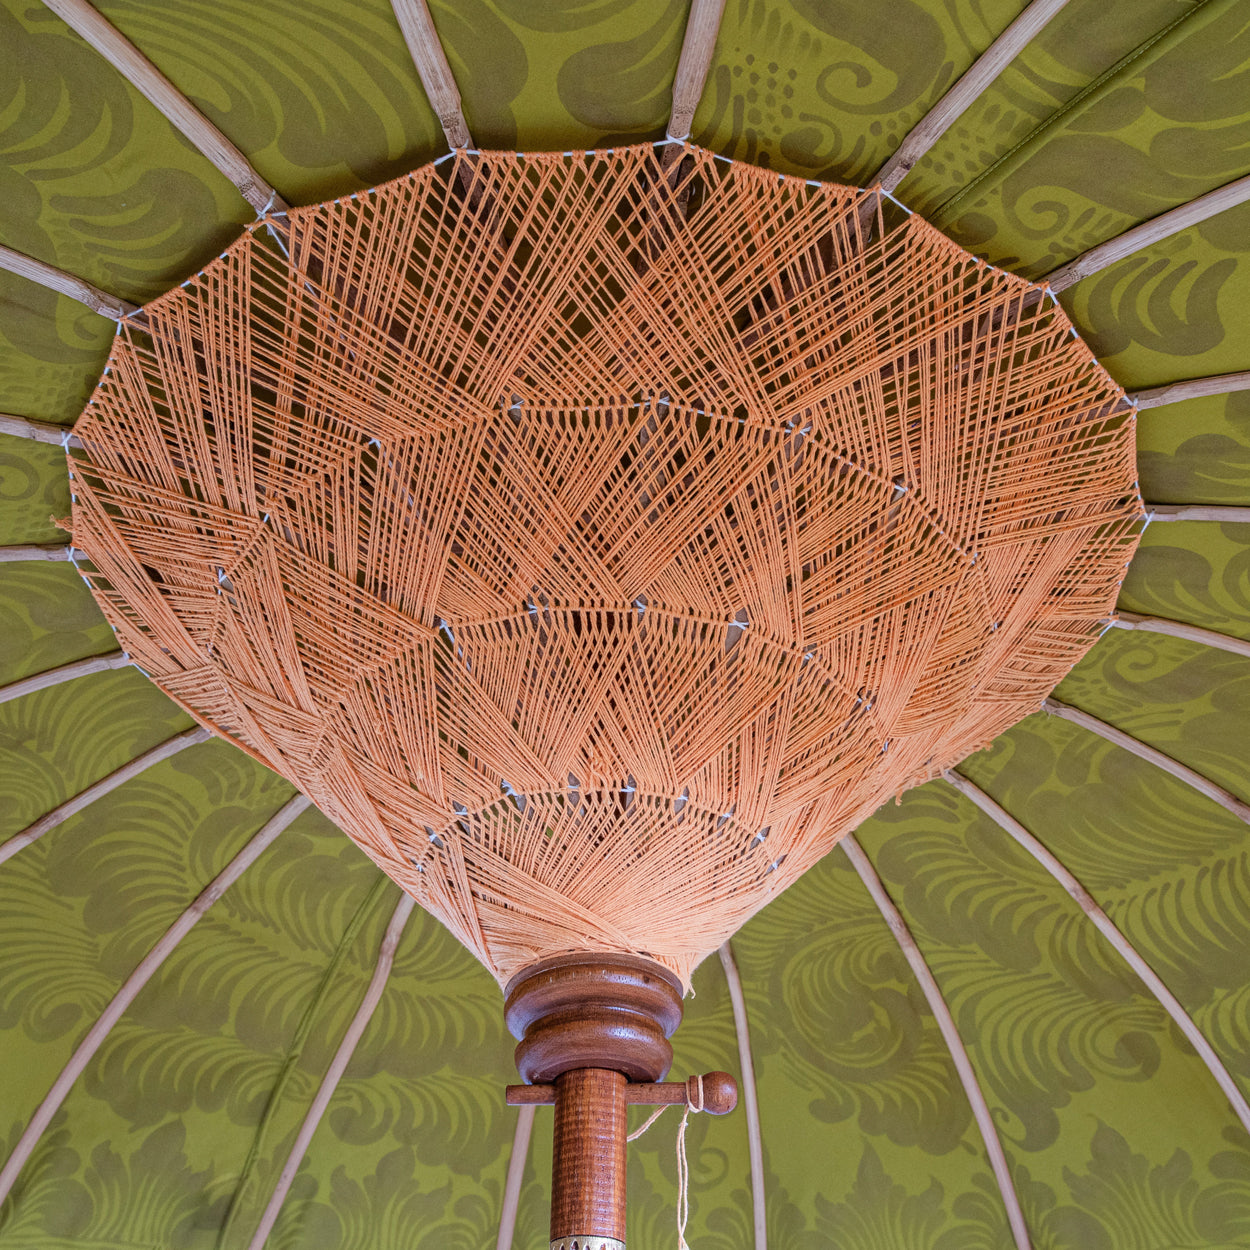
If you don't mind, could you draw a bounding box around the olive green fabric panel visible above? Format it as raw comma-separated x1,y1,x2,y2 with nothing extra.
727,838,1019,1249
0,566,114,686
1057,626,1250,805
917,0,1250,271
898,0,1198,212
0,282,113,420
1062,210,1250,390
0,1,249,301
854,781,1250,1246
0,668,194,841
0,438,70,546
1120,520,1250,641
0,781,394,1249
244,892,514,1250
93,0,445,206
471,0,689,150
959,708,1250,1090
693,0,1027,182
1137,390,1250,505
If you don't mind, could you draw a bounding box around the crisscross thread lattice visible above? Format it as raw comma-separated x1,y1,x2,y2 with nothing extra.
70,145,1141,987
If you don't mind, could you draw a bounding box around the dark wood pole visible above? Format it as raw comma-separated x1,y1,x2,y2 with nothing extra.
550,1068,628,1248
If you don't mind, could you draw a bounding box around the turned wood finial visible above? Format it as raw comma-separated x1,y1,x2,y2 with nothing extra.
505,953,684,1084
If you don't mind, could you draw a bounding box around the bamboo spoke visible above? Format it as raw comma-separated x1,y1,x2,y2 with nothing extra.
873,0,1072,194
39,0,286,215
0,244,139,321
0,543,72,563
245,892,415,1250
389,0,472,149
0,412,82,447
718,940,767,1250
1130,371,1250,410
0,726,212,867
495,1106,536,1250
1112,613,1250,660
0,795,309,1205
0,651,128,706
669,0,728,141
841,834,1032,1250
1043,697,1250,825
943,771,1250,1135
1045,173,1250,293
1146,503,1250,523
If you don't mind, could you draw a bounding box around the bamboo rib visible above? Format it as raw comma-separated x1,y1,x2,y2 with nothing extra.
668,0,728,140
495,1106,536,1250
0,794,309,1206
942,770,1250,1135
1112,612,1250,660
389,0,472,149
1146,503,1250,523
1130,371,1250,410
39,0,286,215
245,892,416,1250
873,0,1072,194
1043,697,1250,825
0,651,128,707
718,940,767,1250
1045,173,1250,293
841,834,1033,1250
0,412,82,448
0,243,139,321
0,543,72,563
0,726,212,867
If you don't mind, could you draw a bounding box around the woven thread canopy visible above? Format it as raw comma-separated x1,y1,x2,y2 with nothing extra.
70,144,1140,987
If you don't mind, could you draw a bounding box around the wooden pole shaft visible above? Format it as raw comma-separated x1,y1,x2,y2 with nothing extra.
551,1068,628,1250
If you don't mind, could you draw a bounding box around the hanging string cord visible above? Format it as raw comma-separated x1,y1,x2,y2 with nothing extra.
625,1075,705,1248
676,1074,703,1249
625,1104,669,1142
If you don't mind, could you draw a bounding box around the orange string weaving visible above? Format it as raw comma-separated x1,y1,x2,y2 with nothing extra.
69,145,1141,987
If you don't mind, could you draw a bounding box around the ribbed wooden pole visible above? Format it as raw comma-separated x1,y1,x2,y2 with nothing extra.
550,1068,628,1250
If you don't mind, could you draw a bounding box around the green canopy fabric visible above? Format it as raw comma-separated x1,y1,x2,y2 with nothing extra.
1,1,1248,1246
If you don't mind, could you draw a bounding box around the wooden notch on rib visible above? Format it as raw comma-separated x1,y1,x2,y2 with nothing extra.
873,0,1073,194
1044,172,1250,293
0,243,139,321
39,0,286,215
943,770,1250,1135
668,0,727,141
1129,370,1250,410
1043,697,1250,825
389,0,473,149
842,834,1033,1250
0,795,309,1206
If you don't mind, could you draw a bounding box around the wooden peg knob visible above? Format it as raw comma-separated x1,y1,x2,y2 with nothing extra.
687,1070,737,1115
